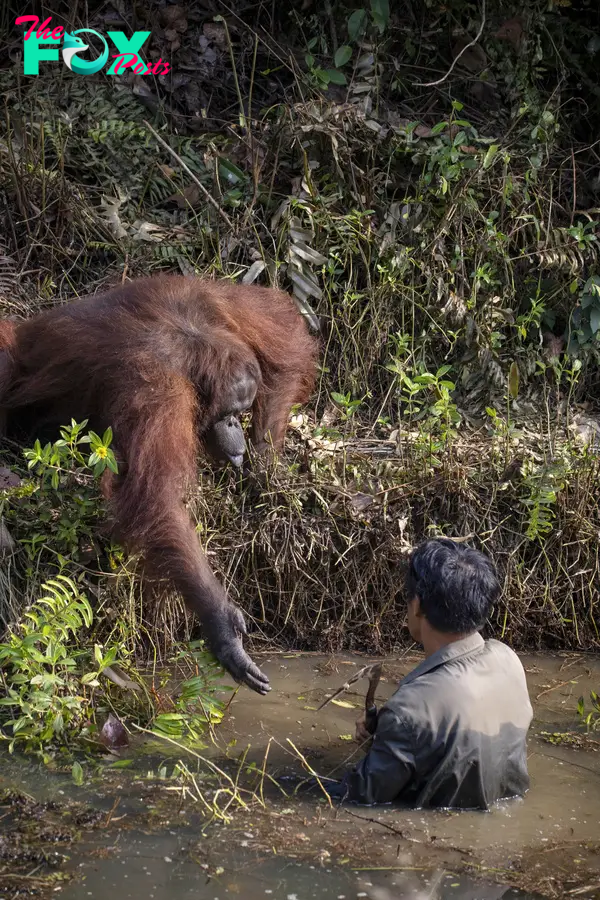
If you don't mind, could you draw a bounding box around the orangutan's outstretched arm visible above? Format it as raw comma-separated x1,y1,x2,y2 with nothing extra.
107,372,270,694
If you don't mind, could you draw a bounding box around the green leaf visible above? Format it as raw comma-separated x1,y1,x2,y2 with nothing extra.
588,275,600,296
334,45,352,67
370,0,390,33
331,392,348,405
348,8,367,41
313,67,330,83
152,714,186,738
324,68,347,85
590,306,600,336
218,158,247,185
483,144,499,169
72,760,84,786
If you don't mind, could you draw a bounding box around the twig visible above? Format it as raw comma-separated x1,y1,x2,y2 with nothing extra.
104,795,121,828
413,0,486,88
325,1,338,54
143,120,234,229
344,808,411,840
219,16,246,128
286,738,334,808
571,147,577,227
536,677,580,700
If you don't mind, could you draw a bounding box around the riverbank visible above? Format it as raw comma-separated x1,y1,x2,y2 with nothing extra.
2,651,600,899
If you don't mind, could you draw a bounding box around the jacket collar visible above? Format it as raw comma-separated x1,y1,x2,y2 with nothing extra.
400,633,485,686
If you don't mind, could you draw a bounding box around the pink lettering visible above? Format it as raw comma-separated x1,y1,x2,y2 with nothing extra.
111,52,137,74
35,16,52,38
111,53,171,76
15,15,39,40
149,58,170,75
17,15,62,41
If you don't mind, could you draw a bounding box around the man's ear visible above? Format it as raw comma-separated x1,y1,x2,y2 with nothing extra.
412,595,424,618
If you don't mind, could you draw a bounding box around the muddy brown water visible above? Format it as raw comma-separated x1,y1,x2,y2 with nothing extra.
3,651,600,899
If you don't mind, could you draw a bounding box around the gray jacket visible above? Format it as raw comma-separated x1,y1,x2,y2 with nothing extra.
341,634,533,809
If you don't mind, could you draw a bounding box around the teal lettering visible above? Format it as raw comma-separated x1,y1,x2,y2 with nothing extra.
22,34,60,75
106,31,150,74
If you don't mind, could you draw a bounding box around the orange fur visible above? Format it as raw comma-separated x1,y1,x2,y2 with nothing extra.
0,276,318,692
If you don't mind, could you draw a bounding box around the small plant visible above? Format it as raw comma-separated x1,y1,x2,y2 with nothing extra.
4,420,117,572
413,104,486,195
304,40,349,90
24,418,118,485
330,390,363,420
520,457,568,542
577,691,600,732
0,576,231,757
568,274,600,354
0,574,128,756
303,1,390,90
387,357,461,460
150,640,234,743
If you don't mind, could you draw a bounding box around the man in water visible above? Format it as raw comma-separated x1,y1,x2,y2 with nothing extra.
325,538,533,809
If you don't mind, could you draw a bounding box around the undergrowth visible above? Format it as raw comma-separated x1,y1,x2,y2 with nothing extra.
1,0,600,754
0,423,232,759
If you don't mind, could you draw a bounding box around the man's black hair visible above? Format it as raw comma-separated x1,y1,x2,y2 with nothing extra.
405,538,500,633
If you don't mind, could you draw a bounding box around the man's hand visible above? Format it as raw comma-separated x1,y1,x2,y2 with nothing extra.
355,713,372,743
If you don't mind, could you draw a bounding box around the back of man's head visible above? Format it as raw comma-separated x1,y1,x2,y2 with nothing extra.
405,538,501,634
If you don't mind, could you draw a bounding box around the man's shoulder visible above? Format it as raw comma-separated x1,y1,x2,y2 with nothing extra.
485,637,516,652
383,639,527,717
483,638,526,669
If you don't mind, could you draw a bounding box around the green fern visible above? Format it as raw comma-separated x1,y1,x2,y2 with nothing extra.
0,576,95,753
520,458,569,542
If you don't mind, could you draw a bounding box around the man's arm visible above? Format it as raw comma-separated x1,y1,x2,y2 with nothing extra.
340,707,416,805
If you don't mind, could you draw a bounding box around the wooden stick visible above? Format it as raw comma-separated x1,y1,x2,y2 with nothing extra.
144,120,234,229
